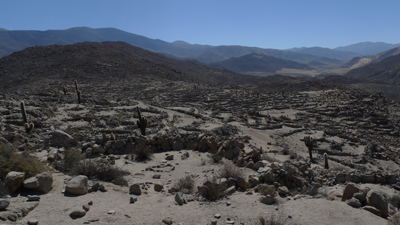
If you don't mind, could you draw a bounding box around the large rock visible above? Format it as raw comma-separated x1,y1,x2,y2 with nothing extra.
129,183,141,195
5,171,25,193
366,189,389,218
65,175,88,195
51,130,77,148
341,182,361,201
175,192,187,205
23,173,53,193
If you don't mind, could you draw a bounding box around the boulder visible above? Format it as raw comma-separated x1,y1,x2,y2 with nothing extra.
236,177,249,190
341,183,361,201
65,175,88,195
175,192,186,205
366,189,389,218
154,183,163,192
51,130,77,148
69,208,86,217
346,198,362,208
129,183,141,195
5,171,25,193
23,172,53,193
172,140,184,151
260,195,276,205
363,205,382,217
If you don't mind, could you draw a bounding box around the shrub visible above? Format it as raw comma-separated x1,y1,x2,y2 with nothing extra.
72,159,130,186
258,184,277,196
174,175,195,194
0,146,47,180
218,160,244,180
132,146,153,161
388,213,400,225
55,147,84,172
207,152,222,164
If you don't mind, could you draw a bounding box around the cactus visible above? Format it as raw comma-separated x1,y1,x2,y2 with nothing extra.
304,136,314,161
20,101,28,124
74,80,79,92
77,90,81,104
24,122,34,133
324,153,329,169
136,106,147,135
63,85,68,95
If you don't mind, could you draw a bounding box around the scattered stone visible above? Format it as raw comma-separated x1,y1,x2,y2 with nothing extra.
23,172,53,194
175,192,187,205
214,213,221,219
88,201,93,205
260,195,276,205
278,186,290,196
130,197,137,204
153,174,161,179
353,192,366,203
363,205,382,217
154,183,163,192
27,218,39,225
27,195,40,201
211,219,217,225
346,198,362,208
236,177,249,190
129,183,141,195
70,208,86,217
165,155,174,160
162,217,173,225
65,175,88,195
108,210,116,215
341,183,361,201
4,171,25,193
82,204,90,212
0,199,10,210
51,130,77,148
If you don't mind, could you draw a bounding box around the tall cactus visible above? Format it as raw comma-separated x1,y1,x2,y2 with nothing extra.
75,80,81,104
304,136,314,161
136,106,147,135
324,153,329,169
20,101,28,124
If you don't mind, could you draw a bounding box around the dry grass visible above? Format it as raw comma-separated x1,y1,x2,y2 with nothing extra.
217,160,244,180
252,214,300,225
54,147,84,173
173,175,195,194
132,146,153,161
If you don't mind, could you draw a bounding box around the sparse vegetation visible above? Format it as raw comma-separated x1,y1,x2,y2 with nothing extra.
0,146,47,180
388,213,400,225
217,160,244,180
303,136,314,161
132,146,153,161
173,175,195,194
55,147,84,173
199,176,224,201
136,106,148,135
73,159,130,186
253,214,299,225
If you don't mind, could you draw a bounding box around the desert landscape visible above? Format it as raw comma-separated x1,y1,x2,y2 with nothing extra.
0,39,400,225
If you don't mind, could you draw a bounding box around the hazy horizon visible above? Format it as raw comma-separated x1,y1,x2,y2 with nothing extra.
1,0,400,50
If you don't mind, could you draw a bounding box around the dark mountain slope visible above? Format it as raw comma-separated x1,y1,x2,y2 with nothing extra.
344,53,400,84
211,53,313,75
288,47,360,59
0,41,257,92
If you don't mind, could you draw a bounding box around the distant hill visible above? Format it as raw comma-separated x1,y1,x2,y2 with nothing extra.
287,47,360,59
344,53,400,84
0,41,259,92
335,42,400,56
211,53,313,75
341,47,400,70
0,27,339,68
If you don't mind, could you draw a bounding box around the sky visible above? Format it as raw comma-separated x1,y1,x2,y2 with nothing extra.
1,0,400,49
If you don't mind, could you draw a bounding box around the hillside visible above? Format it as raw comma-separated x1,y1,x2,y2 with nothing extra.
0,41,257,93
335,41,400,56
211,53,313,76
344,53,400,84
341,47,400,70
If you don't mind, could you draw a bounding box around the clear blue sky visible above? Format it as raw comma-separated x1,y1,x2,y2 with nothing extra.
1,0,399,49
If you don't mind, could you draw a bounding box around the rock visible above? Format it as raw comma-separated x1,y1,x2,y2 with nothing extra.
248,176,260,188
130,197,137,203
278,186,290,196
162,217,173,225
366,189,389,218
82,204,90,212
214,213,221,219
175,192,186,205
261,195,276,205
253,161,265,171
161,140,170,151
154,183,163,192
363,205,382,217
108,210,116,215
27,218,39,225
353,192,366,203
51,130,77,148
0,199,10,210
129,183,141,195
4,171,25,193
27,195,40,201
361,174,376,183
165,155,174,161
211,219,217,225
114,140,125,150
236,177,249,190
153,174,161,179
69,208,86,217
172,140,184,151
341,183,361,201
347,198,362,208
221,186,236,196
65,175,88,195
23,172,53,193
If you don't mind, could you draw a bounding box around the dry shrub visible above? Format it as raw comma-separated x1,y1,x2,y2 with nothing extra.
0,146,47,180
258,184,277,196
218,160,244,180
55,147,84,172
73,159,130,186
174,175,195,194
132,146,153,161
388,213,400,225
207,152,222,164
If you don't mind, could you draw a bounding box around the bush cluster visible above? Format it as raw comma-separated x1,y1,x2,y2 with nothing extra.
0,146,47,180
174,175,195,194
